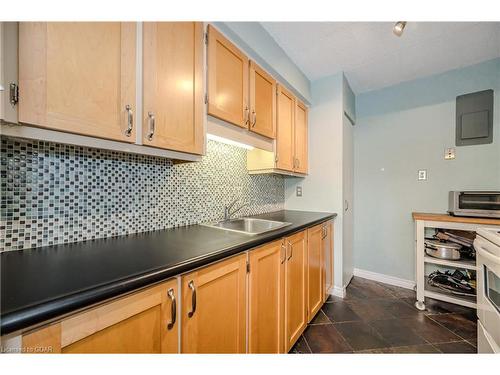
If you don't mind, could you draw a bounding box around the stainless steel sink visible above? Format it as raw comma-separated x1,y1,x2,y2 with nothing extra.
202,218,292,235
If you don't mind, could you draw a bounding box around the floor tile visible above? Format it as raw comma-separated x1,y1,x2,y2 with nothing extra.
343,284,371,300
334,321,389,351
376,298,422,318
325,294,344,303
346,278,397,300
401,315,462,344
359,282,398,299
420,297,476,315
296,277,479,354
303,324,352,353
380,284,417,299
370,318,427,347
429,313,477,340
310,309,331,325
346,299,393,321
322,301,362,323
357,344,439,354
434,341,477,353
289,336,311,354
466,336,478,348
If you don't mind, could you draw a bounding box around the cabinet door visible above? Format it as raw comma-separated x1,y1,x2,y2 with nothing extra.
21,279,179,353
323,221,334,302
181,254,247,353
207,25,249,128
294,100,308,174
249,61,276,139
248,240,285,353
18,22,136,142
275,84,295,171
285,230,307,351
143,22,204,154
307,224,323,321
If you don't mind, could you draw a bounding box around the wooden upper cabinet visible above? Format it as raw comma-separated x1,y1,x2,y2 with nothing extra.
284,230,307,351
21,279,179,354
248,240,285,353
181,254,247,353
294,100,308,174
323,220,334,302
18,22,136,142
142,22,204,154
275,84,295,171
307,224,323,320
207,25,249,128
249,61,276,139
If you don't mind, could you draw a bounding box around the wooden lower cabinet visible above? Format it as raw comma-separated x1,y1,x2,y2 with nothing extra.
248,240,286,353
323,220,334,302
21,278,179,353
307,224,323,321
16,224,333,354
181,254,247,353
284,230,307,352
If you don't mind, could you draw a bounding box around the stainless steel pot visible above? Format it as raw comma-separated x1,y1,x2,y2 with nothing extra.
424,239,462,260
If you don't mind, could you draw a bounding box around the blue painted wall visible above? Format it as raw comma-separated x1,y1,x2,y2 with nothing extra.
354,58,500,281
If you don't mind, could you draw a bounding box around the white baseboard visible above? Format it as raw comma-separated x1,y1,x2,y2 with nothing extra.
329,274,353,299
331,285,346,298
353,268,415,290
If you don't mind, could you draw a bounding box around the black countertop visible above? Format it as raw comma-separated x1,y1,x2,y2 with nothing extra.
1,210,335,335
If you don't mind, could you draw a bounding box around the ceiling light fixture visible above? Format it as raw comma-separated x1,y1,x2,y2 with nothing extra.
393,21,407,37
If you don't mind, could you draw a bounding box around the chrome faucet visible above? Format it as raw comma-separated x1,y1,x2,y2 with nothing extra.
224,199,249,221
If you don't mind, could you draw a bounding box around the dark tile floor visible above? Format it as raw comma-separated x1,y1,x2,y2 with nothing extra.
290,276,477,354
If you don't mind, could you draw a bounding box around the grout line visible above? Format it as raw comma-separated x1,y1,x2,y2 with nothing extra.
430,343,444,353
425,314,473,342
300,333,313,354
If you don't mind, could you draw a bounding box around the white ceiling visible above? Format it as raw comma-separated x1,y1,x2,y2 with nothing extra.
261,22,500,93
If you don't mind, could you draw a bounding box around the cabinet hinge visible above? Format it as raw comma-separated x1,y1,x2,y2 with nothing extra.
204,93,209,105
204,32,209,45
246,261,250,273
9,83,19,106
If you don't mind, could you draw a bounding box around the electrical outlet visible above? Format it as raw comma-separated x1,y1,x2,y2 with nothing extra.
445,147,456,160
296,186,302,197
418,170,427,181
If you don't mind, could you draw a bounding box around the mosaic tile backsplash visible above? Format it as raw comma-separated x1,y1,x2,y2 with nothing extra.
0,137,285,251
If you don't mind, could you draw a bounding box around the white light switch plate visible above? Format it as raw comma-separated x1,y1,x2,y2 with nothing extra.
418,170,427,181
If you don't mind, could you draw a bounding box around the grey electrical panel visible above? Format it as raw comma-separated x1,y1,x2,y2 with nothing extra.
456,89,493,146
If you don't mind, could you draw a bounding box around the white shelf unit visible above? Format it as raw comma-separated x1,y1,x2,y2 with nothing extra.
423,255,477,271
414,217,500,311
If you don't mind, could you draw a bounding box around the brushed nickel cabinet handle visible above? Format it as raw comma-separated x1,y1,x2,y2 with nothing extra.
251,110,257,127
280,243,286,264
147,112,155,141
187,280,196,318
167,288,176,330
244,106,250,125
287,241,293,260
124,105,133,137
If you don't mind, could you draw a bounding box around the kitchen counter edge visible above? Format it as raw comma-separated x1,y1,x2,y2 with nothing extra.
1,211,336,335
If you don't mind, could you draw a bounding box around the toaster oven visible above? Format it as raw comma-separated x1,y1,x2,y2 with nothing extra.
448,191,500,219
